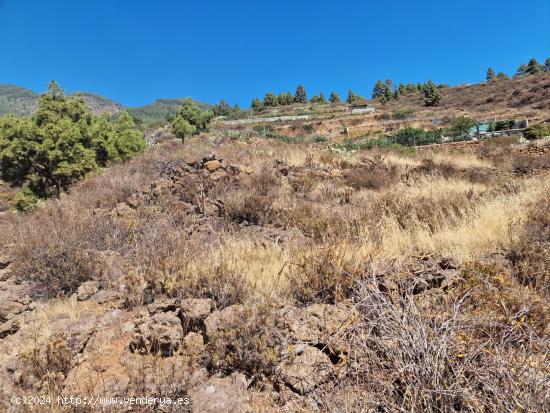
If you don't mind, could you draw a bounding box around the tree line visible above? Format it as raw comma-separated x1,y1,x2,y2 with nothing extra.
486,57,549,81
0,81,146,210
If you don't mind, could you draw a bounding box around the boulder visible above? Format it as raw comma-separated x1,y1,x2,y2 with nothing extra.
204,160,222,172
277,344,333,395
278,304,357,344
209,169,228,181
180,298,214,332
147,298,179,315
204,305,243,338
76,281,100,301
0,285,32,323
130,312,184,357
182,332,205,357
189,372,251,413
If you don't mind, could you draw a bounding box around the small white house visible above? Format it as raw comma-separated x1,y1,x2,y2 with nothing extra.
347,103,375,115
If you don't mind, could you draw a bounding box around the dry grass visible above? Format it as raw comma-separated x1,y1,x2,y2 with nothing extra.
2,136,549,412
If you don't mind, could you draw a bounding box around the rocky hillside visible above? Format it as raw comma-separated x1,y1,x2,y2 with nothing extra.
0,133,548,412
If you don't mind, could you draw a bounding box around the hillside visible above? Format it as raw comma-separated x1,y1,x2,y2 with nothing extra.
218,72,550,141
127,98,212,125
1,133,549,412
1,73,549,413
0,85,38,116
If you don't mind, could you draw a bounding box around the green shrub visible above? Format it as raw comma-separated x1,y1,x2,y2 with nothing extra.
524,123,550,140
14,186,39,212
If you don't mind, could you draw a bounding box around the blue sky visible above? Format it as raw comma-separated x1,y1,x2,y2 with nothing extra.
1,0,549,107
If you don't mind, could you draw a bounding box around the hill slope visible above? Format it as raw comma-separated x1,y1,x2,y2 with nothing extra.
0,85,39,116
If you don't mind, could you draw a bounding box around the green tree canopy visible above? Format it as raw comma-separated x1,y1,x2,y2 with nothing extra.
423,80,441,107
0,81,145,208
169,100,213,143
346,90,356,104
486,67,495,81
516,64,528,76
251,98,263,110
449,116,476,137
263,92,277,107
294,85,307,103
372,80,393,103
526,58,543,74
329,91,340,103
277,92,293,106
213,99,232,116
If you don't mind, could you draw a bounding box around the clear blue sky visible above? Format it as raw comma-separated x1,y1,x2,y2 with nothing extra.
1,0,549,107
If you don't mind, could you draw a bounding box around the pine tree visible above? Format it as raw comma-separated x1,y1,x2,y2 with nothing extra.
319,92,326,104
423,80,441,107
0,81,145,207
486,67,495,81
277,92,293,106
346,90,356,104
213,99,231,116
251,98,263,110
496,72,509,80
294,85,307,103
372,80,393,103
526,58,543,75
329,91,340,103
170,100,214,143
263,92,277,107
516,64,528,76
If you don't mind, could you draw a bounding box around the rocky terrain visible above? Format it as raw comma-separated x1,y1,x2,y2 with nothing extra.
0,131,549,411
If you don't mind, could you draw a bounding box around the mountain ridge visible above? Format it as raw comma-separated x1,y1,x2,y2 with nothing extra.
0,84,211,124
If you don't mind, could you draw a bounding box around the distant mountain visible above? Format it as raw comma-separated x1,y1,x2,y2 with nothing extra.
0,84,211,125
0,85,39,116
72,92,124,116
127,98,212,125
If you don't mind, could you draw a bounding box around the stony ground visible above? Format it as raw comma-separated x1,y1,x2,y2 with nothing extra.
0,134,549,412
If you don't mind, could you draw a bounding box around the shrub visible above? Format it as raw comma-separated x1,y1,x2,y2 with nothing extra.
204,304,282,380
9,204,132,298
344,162,400,190
524,123,550,140
292,246,359,304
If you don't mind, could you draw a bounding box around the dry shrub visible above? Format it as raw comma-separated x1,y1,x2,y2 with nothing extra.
8,204,133,298
292,245,359,305
374,190,473,233
283,203,355,241
510,153,550,173
289,173,317,193
337,277,549,413
417,158,458,178
344,162,399,190
508,195,550,296
181,263,250,309
416,158,492,184
224,170,280,225
204,303,282,380
19,335,72,395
